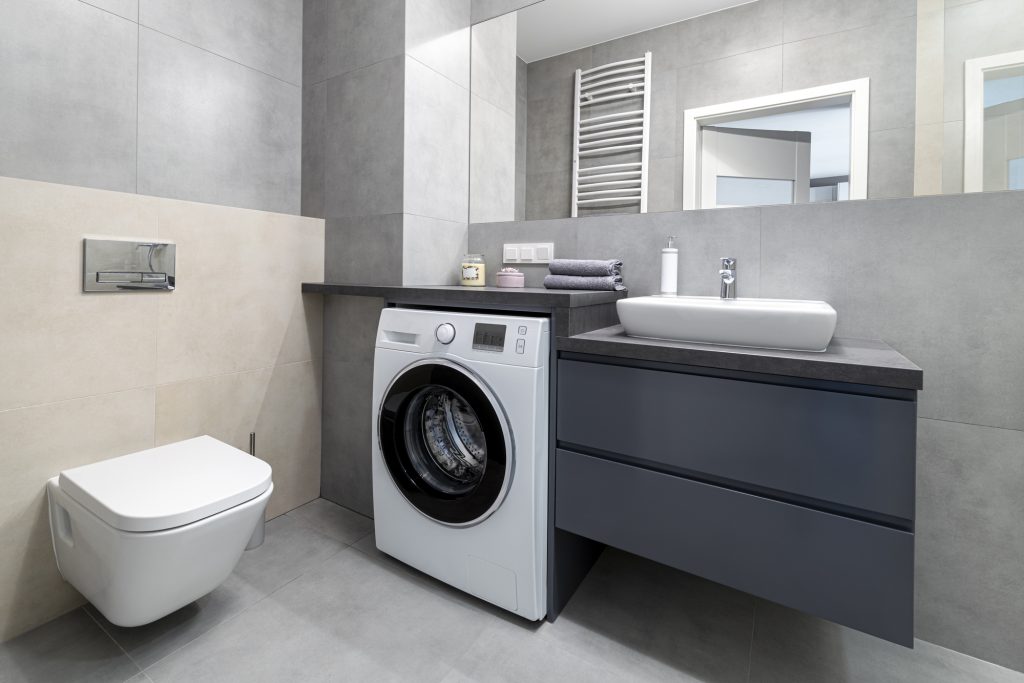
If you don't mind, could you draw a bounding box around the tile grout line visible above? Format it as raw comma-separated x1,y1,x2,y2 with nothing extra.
745,602,757,683
81,606,146,677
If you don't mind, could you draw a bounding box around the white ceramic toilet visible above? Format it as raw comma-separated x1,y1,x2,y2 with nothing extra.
46,435,273,627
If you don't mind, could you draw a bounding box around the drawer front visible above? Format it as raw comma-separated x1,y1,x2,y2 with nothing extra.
557,359,916,521
556,449,914,645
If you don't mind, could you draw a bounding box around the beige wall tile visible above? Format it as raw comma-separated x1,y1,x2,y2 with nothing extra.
0,177,160,411
0,387,156,641
154,198,325,384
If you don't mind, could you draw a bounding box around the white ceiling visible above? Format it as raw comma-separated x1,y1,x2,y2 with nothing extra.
516,0,756,63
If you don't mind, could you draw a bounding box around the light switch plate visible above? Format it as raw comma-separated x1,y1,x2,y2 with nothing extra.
502,242,554,264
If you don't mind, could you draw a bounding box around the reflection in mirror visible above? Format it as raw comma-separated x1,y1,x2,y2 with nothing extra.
983,65,1024,191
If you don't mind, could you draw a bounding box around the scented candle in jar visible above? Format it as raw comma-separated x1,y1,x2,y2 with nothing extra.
460,254,485,287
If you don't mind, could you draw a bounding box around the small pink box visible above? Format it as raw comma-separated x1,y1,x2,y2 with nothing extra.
496,271,525,288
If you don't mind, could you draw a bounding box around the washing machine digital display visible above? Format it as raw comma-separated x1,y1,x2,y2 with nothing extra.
472,323,506,352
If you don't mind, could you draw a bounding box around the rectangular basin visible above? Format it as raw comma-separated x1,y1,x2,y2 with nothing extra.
616,295,837,352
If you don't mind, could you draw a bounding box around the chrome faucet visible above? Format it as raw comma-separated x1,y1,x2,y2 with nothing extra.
719,258,737,299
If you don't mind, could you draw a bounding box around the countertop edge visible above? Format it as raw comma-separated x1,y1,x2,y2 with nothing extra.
301,283,627,308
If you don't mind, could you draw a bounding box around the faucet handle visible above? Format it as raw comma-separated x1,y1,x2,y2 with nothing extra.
720,257,736,270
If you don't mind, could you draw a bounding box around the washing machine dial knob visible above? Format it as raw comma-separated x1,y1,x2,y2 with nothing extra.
435,323,456,345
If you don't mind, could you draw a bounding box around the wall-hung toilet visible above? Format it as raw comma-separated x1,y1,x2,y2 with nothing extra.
46,435,273,627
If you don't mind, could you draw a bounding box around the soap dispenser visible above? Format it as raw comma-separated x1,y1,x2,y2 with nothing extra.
660,235,678,295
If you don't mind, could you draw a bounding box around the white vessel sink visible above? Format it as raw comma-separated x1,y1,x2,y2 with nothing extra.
616,295,838,352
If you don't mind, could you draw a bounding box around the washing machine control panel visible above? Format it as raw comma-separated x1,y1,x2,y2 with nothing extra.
435,323,456,345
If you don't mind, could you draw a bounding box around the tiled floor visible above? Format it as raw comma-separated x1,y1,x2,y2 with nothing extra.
2,498,1022,683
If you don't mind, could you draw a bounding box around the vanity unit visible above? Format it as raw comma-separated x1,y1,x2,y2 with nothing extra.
552,326,922,646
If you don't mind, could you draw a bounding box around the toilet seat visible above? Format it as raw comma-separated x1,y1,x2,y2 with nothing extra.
58,435,272,532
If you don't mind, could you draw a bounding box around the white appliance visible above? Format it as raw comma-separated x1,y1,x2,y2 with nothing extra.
372,308,550,620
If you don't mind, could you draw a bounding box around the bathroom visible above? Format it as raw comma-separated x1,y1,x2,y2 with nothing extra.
1,0,1022,680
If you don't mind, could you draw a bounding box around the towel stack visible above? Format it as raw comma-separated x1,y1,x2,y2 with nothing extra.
543,259,626,291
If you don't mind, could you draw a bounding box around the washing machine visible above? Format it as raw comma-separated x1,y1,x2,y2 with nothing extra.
372,307,549,620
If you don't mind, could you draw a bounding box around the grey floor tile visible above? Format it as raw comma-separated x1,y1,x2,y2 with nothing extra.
748,599,1024,683
0,608,141,683
231,513,346,595
285,497,374,545
145,548,492,682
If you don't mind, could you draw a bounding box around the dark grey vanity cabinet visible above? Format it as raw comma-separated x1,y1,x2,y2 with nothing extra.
554,353,919,646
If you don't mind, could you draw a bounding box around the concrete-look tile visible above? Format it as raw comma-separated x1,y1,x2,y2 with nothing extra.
942,0,1024,123
407,0,471,89
547,548,756,682
404,56,470,223
0,609,141,683
85,574,265,670
760,191,1024,430
145,548,490,682
324,213,405,284
0,0,137,194
650,66,678,159
0,388,156,642
139,0,302,85
322,294,386,364
527,47,593,103
468,216,580,286
678,0,784,67
137,28,301,215
677,46,783,115
321,356,376,518
286,498,374,546
647,156,682,214
914,121,946,196
942,120,965,194
470,0,541,24
525,98,573,176
402,215,469,285
782,16,917,133
307,0,405,85
515,171,527,220
232,515,346,596
324,57,405,219
868,127,916,199
592,21,682,72
154,199,324,384
782,0,916,43
915,419,1024,672
471,95,518,223
81,0,138,22
0,177,160,412
748,598,1024,683
301,81,327,219
525,170,573,220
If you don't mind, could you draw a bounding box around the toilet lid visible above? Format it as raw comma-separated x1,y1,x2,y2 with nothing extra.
58,435,272,532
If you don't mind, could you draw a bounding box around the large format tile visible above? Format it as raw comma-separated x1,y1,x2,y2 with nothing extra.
468,216,580,286
915,418,1024,672
525,170,572,220
154,199,324,384
324,57,405,219
82,0,139,22
0,0,137,193
677,0,783,67
324,213,405,284
232,515,346,596
301,80,327,218
526,47,592,104
782,0,916,44
748,598,1024,683
404,56,470,223
470,95,518,223
285,498,374,546
139,0,302,85
303,0,405,86
591,21,682,72
760,192,1024,431
145,548,490,682
137,28,301,215
677,46,783,115
402,215,469,285
0,609,141,683
0,388,155,641
471,9,517,112
0,177,160,412
470,0,541,24
321,355,376,517
407,0,471,89
868,127,916,199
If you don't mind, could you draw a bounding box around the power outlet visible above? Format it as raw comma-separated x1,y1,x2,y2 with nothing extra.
502,242,554,264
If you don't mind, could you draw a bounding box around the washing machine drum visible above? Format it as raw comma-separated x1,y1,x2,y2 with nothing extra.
378,362,513,525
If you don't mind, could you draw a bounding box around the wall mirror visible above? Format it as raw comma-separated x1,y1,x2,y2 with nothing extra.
468,0,1024,223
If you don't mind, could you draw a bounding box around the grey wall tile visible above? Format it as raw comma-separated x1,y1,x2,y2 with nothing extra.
81,0,138,22
139,0,302,85
942,120,965,194
0,0,137,193
470,95,517,223
407,0,471,89
324,214,404,284
677,0,784,67
404,56,470,223
516,57,528,175
591,22,682,72
402,214,468,285
470,0,541,25
525,104,572,176
468,216,579,286
782,0,916,44
324,56,405,219
915,418,1024,672
649,67,678,159
647,156,682,214
471,10,517,113
677,46,783,114
525,170,572,220
304,0,405,86
137,28,301,214
868,127,916,199
286,498,373,545
782,16,917,132
302,81,327,218
527,47,592,103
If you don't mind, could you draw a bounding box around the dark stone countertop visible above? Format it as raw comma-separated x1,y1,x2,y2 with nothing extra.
558,325,923,390
301,283,627,309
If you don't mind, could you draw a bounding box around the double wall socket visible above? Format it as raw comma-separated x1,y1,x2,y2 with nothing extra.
502,242,554,264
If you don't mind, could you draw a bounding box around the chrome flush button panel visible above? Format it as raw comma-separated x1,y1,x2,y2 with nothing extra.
83,238,175,292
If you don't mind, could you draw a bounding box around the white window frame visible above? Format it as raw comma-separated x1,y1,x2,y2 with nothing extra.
963,49,1024,193
682,78,870,210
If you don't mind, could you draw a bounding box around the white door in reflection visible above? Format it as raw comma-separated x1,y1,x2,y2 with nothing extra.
701,127,810,208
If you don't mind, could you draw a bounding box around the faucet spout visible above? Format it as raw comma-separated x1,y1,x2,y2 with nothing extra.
719,257,737,299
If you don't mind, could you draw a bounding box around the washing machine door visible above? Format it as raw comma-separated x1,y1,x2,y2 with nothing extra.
378,359,513,526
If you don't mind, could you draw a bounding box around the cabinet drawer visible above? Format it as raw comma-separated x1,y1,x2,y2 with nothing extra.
557,359,916,521
556,449,914,645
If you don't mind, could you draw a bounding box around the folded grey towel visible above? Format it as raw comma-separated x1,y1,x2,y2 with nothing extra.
548,258,623,277
543,274,626,291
